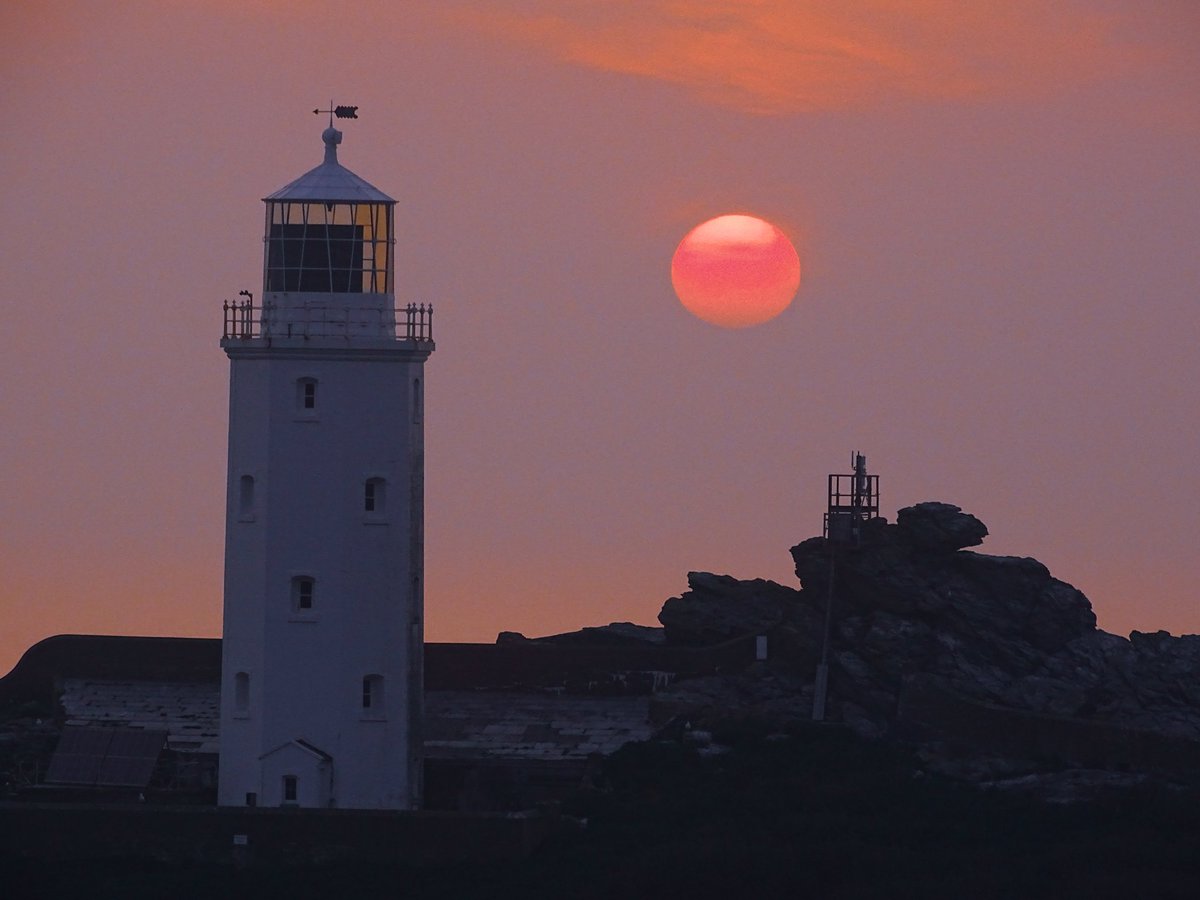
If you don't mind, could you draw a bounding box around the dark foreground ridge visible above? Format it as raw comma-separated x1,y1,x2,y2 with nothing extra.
3,730,1199,899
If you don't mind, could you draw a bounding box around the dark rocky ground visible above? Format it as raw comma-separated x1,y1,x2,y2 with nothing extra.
4,727,1199,899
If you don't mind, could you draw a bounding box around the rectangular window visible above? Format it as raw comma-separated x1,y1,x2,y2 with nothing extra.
362,677,372,709
303,382,316,409
267,223,366,293
283,775,297,803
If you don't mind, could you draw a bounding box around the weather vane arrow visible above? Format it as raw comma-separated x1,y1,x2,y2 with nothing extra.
313,103,359,126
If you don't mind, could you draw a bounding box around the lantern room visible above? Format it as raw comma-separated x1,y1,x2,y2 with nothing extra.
262,126,395,296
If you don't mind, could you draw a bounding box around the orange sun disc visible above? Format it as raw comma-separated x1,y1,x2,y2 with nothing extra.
671,214,801,328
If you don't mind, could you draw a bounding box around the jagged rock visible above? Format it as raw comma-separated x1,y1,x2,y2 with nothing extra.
658,573,800,645
998,626,1200,741
764,610,825,671
896,502,987,551
791,514,1097,670
646,500,1200,778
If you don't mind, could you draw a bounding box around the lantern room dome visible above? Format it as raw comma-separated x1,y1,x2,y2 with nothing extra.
264,127,394,205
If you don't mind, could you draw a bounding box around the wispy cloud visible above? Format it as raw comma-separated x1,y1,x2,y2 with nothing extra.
441,0,1166,115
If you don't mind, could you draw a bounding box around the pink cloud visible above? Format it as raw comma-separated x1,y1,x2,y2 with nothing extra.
442,1,1169,115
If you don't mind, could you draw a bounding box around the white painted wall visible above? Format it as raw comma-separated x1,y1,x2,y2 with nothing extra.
218,305,431,810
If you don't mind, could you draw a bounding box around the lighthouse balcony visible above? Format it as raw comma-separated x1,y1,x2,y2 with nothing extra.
222,298,433,345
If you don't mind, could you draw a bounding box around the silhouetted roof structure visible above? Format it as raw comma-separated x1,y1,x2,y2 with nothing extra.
45,726,166,788
0,635,221,709
2,633,758,768
2,634,753,709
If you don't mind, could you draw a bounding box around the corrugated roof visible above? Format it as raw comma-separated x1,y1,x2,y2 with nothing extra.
60,678,219,755
264,126,394,204
46,726,166,788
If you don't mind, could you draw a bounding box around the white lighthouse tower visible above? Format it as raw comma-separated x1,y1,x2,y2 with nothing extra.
217,118,433,810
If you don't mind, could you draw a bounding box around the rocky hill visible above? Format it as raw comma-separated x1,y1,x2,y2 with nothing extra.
651,502,1200,783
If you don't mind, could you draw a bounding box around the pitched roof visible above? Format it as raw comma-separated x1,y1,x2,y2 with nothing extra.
260,738,333,762
264,127,394,204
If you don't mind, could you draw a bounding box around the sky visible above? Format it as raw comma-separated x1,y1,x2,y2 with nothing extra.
1,1,1197,677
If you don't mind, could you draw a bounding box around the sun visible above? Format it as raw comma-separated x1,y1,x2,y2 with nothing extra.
671,214,801,328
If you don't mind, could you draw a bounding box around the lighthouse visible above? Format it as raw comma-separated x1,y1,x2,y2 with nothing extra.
217,119,433,809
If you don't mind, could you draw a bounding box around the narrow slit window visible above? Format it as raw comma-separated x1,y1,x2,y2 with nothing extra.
364,477,386,514
297,378,318,412
234,672,250,712
238,475,255,517
362,674,384,712
283,775,298,804
292,576,315,612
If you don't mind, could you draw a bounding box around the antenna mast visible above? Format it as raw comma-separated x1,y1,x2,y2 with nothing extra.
813,453,880,721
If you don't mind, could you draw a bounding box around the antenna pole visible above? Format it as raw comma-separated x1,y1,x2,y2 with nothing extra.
812,549,836,721
813,453,880,722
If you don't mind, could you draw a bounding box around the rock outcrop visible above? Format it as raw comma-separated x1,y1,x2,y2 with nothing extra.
658,573,803,646
893,501,987,551
651,501,1200,774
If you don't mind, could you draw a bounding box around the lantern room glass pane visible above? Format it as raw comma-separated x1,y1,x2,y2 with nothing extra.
264,201,392,294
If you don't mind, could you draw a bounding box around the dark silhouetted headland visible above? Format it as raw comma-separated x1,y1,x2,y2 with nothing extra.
2,501,1198,897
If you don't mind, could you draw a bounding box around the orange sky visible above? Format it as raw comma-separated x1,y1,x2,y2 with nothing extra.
1,1,1198,676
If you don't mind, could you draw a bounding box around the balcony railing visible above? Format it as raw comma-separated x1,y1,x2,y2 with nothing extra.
222,300,433,342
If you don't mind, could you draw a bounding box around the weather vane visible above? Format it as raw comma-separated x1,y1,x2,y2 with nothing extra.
313,102,359,127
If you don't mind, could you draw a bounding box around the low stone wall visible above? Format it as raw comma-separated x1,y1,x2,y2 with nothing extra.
0,802,553,866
